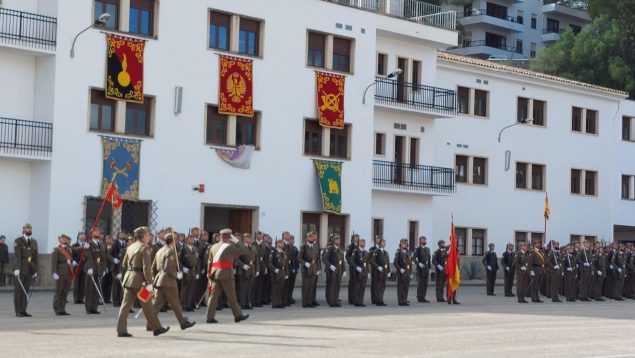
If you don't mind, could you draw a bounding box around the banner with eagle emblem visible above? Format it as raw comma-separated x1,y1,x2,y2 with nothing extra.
101,135,141,200
105,34,145,103
316,71,345,129
218,54,254,117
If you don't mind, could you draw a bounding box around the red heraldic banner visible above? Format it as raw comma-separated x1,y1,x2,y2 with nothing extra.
316,71,345,129
106,34,145,103
218,55,254,117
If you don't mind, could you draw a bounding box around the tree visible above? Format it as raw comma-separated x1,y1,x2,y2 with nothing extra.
543,0,588,9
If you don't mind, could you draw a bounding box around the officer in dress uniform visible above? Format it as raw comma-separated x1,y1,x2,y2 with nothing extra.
624,245,635,299
612,243,627,301
84,229,107,314
269,238,288,309
501,243,515,297
179,234,199,311
414,236,431,303
514,242,530,303
299,231,321,308
528,241,545,303
116,226,169,337
286,235,299,305
13,223,38,317
482,243,499,296
369,238,389,306
432,240,448,302
252,231,266,307
545,240,563,303
346,234,360,305
352,239,369,307
51,234,73,315
576,240,594,301
323,234,345,307
236,233,259,310
112,231,127,307
368,236,381,305
394,239,413,306
591,245,607,301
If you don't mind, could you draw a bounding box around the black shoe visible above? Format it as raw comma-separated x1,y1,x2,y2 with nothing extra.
74,300,84,304
183,308,194,312
354,304,365,307
329,304,337,307
581,298,591,302
253,304,263,308
104,300,112,304
16,312,24,317
153,326,170,336
234,314,249,323
302,304,311,308
245,305,253,310
334,303,341,307
290,299,296,304
56,312,71,316
452,300,460,305
398,303,409,306
87,310,101,314
129,309,135,313
518,300,528,303
552,299,562,303
595,298,605,302
531,300,544,303
272,305,284,309
207,319,218,323
615,298,625,301
437,299,446,303
159,307,168,312
377,302,387,306
118,332,133,338
422,299,430,303
566,299,575,302
312,302,320,306
180,321,196,330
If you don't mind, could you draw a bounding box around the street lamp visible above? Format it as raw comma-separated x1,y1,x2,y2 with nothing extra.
498,117,533,143
362,68,403,104
70,13,111,58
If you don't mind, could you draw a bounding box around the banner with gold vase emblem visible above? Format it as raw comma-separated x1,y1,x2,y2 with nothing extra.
105,34,145,103
313,159,342,214
219,54,254,117
316,71,345,129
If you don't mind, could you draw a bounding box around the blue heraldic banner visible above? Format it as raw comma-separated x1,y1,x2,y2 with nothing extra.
101,136,141,200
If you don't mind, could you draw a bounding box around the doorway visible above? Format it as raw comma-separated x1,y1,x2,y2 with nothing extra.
202,204,257,235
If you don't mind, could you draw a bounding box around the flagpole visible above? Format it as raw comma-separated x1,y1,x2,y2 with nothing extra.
544,193,548,248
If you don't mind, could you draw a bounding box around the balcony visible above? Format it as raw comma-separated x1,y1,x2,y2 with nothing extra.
0,8,57,54
541,3,590,22
447,39,524,59
457,9,523,32
541,27,565,43
321,0,457,30
0,118,53,159
374,77,456,117
373,160,455,195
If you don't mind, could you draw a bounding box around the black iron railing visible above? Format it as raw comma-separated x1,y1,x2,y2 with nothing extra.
0,8,57,51
374,77,456,116
373,160,455,194
542,27,566,34
450,39,522,54
0,117,53,157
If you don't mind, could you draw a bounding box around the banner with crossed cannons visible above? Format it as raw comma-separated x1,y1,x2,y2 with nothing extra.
101,135,141,200
316,71,345,129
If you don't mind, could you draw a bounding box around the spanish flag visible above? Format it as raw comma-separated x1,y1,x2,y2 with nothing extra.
446,220,461,299
104,180,123,210
544,193,550,220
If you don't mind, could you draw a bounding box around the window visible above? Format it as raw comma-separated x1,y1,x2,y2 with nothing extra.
457,86,470,114
455,155,468,183
472,157,487,185
238,18,260,56
514,232,527,250
206,106,228,146
623,116,633,141
327,214,347,246
570,235,581,245
409,138,419,167
517,97,528,122
120,199,151,234
455,227,467,255
486,2,507,19
533,100,545,126
209,11,231,51
125,98,152,136
236,116,257,145
377,53,387,76
585,110,597,134
572,107,582,132
516,10,524,24
308,32,326,68
472,229,485,256
530,232,543,245
329,124,349,159
585,170,597,196
90,89,116,132
412,60,421,89
530,43,537,58
301,212,321,238
532,165,544,190
516,40,523,53
569,24,582,33
571,169,597,196
516,162,545,191
516,162,527,189
332,37,352,73
372,218,383,240
571,169,581,194
129,0,154,36
84,197,113,235
408,221,418,251
546,18,560,33
375,133,385,156
623,175,634,200
531,16,537,29
304,120,322,156
474,90,488,117
94,0,119,29
485,32,505,50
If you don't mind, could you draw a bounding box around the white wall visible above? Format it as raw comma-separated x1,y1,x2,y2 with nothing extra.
0,159,32,250
0,52,35,120
613,100,635,229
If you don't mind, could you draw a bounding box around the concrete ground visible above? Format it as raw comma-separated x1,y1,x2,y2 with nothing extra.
1,286,635,358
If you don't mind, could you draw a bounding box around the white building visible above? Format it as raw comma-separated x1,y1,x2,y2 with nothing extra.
447,0,591,60
0,0,633,264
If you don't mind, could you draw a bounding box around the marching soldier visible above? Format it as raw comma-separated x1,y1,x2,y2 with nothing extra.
563,245,576,301
591,245,607,301
150,233,195,331
13,223,38,317
269,238,288,309
352,239,369,307
611,243,626,301
323,234,345,307
368,236,381,304
205,229,250,323
84,229,107,314
432,240,447,302
369,238,389,306
413,236,431,303
545,241,563,303
179,234,199,311
394,238,413,306
299,231,321,308
116,226,169,337
528,241,545,303
501,243,515,297
236,233,259,310
72,232,87,304
112,231,127,307
346,234,360,305
514,242,530,303
482,243,499,296
576,240,593,301
51,234,73,315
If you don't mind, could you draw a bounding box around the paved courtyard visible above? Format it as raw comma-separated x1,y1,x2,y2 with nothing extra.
1,286,635,358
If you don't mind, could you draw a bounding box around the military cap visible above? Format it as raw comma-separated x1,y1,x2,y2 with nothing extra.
164,232,175,241
134,226,150,237
220,228,232,235
400,238,408,244
23,223,32,229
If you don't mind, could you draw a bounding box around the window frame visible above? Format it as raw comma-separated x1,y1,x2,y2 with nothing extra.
209,10,231,51
238,17,260,56
471,228,486,256
472,156,488,185
457,86,470,115
332,36,352,73
329,124,350,159
303,119,323,156
206,105,228,146
455,155,468,183
473,89,489,118
307,31,326,69
235,115,258,146
128,0,155,37
124,97,153,137
374,132,386,156
89,89,117,133
94,0,120,30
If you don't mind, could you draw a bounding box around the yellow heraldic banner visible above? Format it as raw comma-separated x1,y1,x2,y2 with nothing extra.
313,159,342,214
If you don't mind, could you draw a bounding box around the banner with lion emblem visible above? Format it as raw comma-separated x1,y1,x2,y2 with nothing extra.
313,159,342,214
218,54,254,117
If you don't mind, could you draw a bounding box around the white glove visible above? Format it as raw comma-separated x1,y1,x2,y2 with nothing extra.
618,268,623,273
566,268,573,272
196,274,200,279
183,267,190,274
102,271,107,277
145,284,154,293
14,269,20,276
487,265,492,271
597,270,602,276
610,265,614,270
583,263,590,267
329,265,336,272
87,269,94,276
554,265,560,270
233,269,236,275
242,264,250,271
418,263,424,269
530,271,535,277
274,268,280,274
521,266,527,271
356,266,362,273
177,272,183,280
377,266,383,272
505,266,510,272
387,272,392,278
72,260,78,267
53,273,60,280
201,269,206,274
399,268,405,274
255,272,260,277
304,262,311,269
83,243,90,249
284,275,288,280
113,258,120,265
116,273,122,280
343,271,347,278
265,268,268,274
230,236,239,244
32,272,37,278
436,265,443,271
317,271,320,276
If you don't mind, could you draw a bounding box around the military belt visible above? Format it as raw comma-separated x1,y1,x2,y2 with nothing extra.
128,267,143,272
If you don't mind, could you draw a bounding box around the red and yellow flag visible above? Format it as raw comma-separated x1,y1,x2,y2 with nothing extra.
446,220,461,299
106,34,145,103
219,55,254,117
104,180,123,209
544,193,550,220
316,71,345,129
